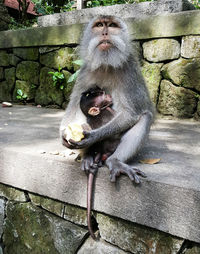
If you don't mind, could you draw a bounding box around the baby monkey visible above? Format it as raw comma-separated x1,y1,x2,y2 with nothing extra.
80,86,121,239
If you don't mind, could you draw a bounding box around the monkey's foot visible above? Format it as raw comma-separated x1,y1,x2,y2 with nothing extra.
106,159,146,183
81,155,98,175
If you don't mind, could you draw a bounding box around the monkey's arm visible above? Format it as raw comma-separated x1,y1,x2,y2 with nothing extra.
69,110,153,149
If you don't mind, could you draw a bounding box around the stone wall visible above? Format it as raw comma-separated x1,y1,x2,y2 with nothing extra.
0,182,200,254
0,34,200,119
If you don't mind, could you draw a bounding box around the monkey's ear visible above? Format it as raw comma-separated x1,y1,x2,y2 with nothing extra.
88,107,100,116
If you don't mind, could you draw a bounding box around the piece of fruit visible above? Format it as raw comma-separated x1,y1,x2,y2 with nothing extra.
64,123,84,142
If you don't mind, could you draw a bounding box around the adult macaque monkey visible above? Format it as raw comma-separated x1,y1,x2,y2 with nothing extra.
60,15,154,183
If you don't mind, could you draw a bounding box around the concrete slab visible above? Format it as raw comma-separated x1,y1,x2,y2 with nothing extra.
0,105,200,242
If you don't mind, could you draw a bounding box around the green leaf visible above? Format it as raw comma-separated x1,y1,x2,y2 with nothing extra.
17,89,23,96
67,70,80,83
73,59,84,66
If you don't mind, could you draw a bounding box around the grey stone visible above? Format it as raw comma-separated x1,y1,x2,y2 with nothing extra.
39,46,60,54
157,79,197,117
13,80,37,102
185,245,200,254
40,47,75,70
38,0,195,27
5,67,15,88
3,202,87,254
181,35,200,58
161,58,200,92
13,47,39,61
0,67,4,80
77,236,128,254
143,39,180,62
35,67,64,106
141,61,163,104
0,81,12,101
0,106,200,243
64,203,87,226
0,50,9,67
30,193,64,217
16,61,39,85
9,54,21,66
0,198,5,238
96,213,183,254
0,183,26,202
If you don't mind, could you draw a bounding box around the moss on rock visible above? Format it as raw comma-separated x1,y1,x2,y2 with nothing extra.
16,61,39,85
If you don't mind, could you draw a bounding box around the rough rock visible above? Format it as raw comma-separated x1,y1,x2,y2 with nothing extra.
3,202,88,254
0,81,12,102
16,61,39,85
13,47,39,61
96,213,184,254
0,67,4,80
0,183,26,202
0,50,9,67
0,199,5,238
157,80,197,117
35,67,64,106
162,58,200,92
185,245,200,254
143,39,180,62
40,47,75,70
30,193,64,217
39,46,60,54
77,236,128,254
141,61,163,104
181,36,200,58
63,70,75,103
5,67,15,88
64,204,87,226
9,54,21,66
13,80,37,102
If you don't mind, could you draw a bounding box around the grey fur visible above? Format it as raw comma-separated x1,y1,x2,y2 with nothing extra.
60,16,154,178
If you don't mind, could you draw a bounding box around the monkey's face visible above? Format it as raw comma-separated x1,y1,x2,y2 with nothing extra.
80,16,130,70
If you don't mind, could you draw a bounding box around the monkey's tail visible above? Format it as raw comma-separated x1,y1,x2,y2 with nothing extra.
87,172,96,240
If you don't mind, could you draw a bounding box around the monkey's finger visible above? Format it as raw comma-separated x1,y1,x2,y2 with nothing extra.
83,130,90,137
133,168,147,178
132,173,140,184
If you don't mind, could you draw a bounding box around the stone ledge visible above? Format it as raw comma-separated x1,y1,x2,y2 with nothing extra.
0,106,200,243
0,10,200,49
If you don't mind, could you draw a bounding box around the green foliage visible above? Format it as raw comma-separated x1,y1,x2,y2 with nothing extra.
8,17,37,30
67,59,84,83
48,67,65,90
16,89,28,103
189,0,200,9
86,0,154,7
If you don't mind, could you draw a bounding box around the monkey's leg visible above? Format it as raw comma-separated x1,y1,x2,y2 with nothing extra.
106,112,152,183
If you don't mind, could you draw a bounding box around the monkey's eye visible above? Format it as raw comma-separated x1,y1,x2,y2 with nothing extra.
109,23,118,28
95,22,103,27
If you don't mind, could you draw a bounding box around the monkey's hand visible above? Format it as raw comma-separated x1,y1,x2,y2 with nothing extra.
106,159,146,184
81,154,99,175
69,130,97,149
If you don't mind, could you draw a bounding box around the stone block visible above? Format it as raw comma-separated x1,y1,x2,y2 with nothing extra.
13,47,39,61
0,67,4,80
96,213,183,254
16,61,39,85
0,81,11,101
3,202,88,254
143,39,180,62
13,80,37,102
5,67,15,88
162,58,200,92
77,236,128,254
30,193,64,217
35,67,64,106
0,50,9,67
64,203,87,226
39,46,60,54
157,80,197,117
0,183,26,202
0,199,5,238
40,47,75,70
185,245,200,254
181,36,200,58
9,54,20,66
141,61,163,104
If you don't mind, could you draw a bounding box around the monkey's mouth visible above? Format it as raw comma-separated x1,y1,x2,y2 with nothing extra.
98,40,112,51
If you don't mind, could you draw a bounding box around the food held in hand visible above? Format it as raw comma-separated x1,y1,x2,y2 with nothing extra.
64,123,84,142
